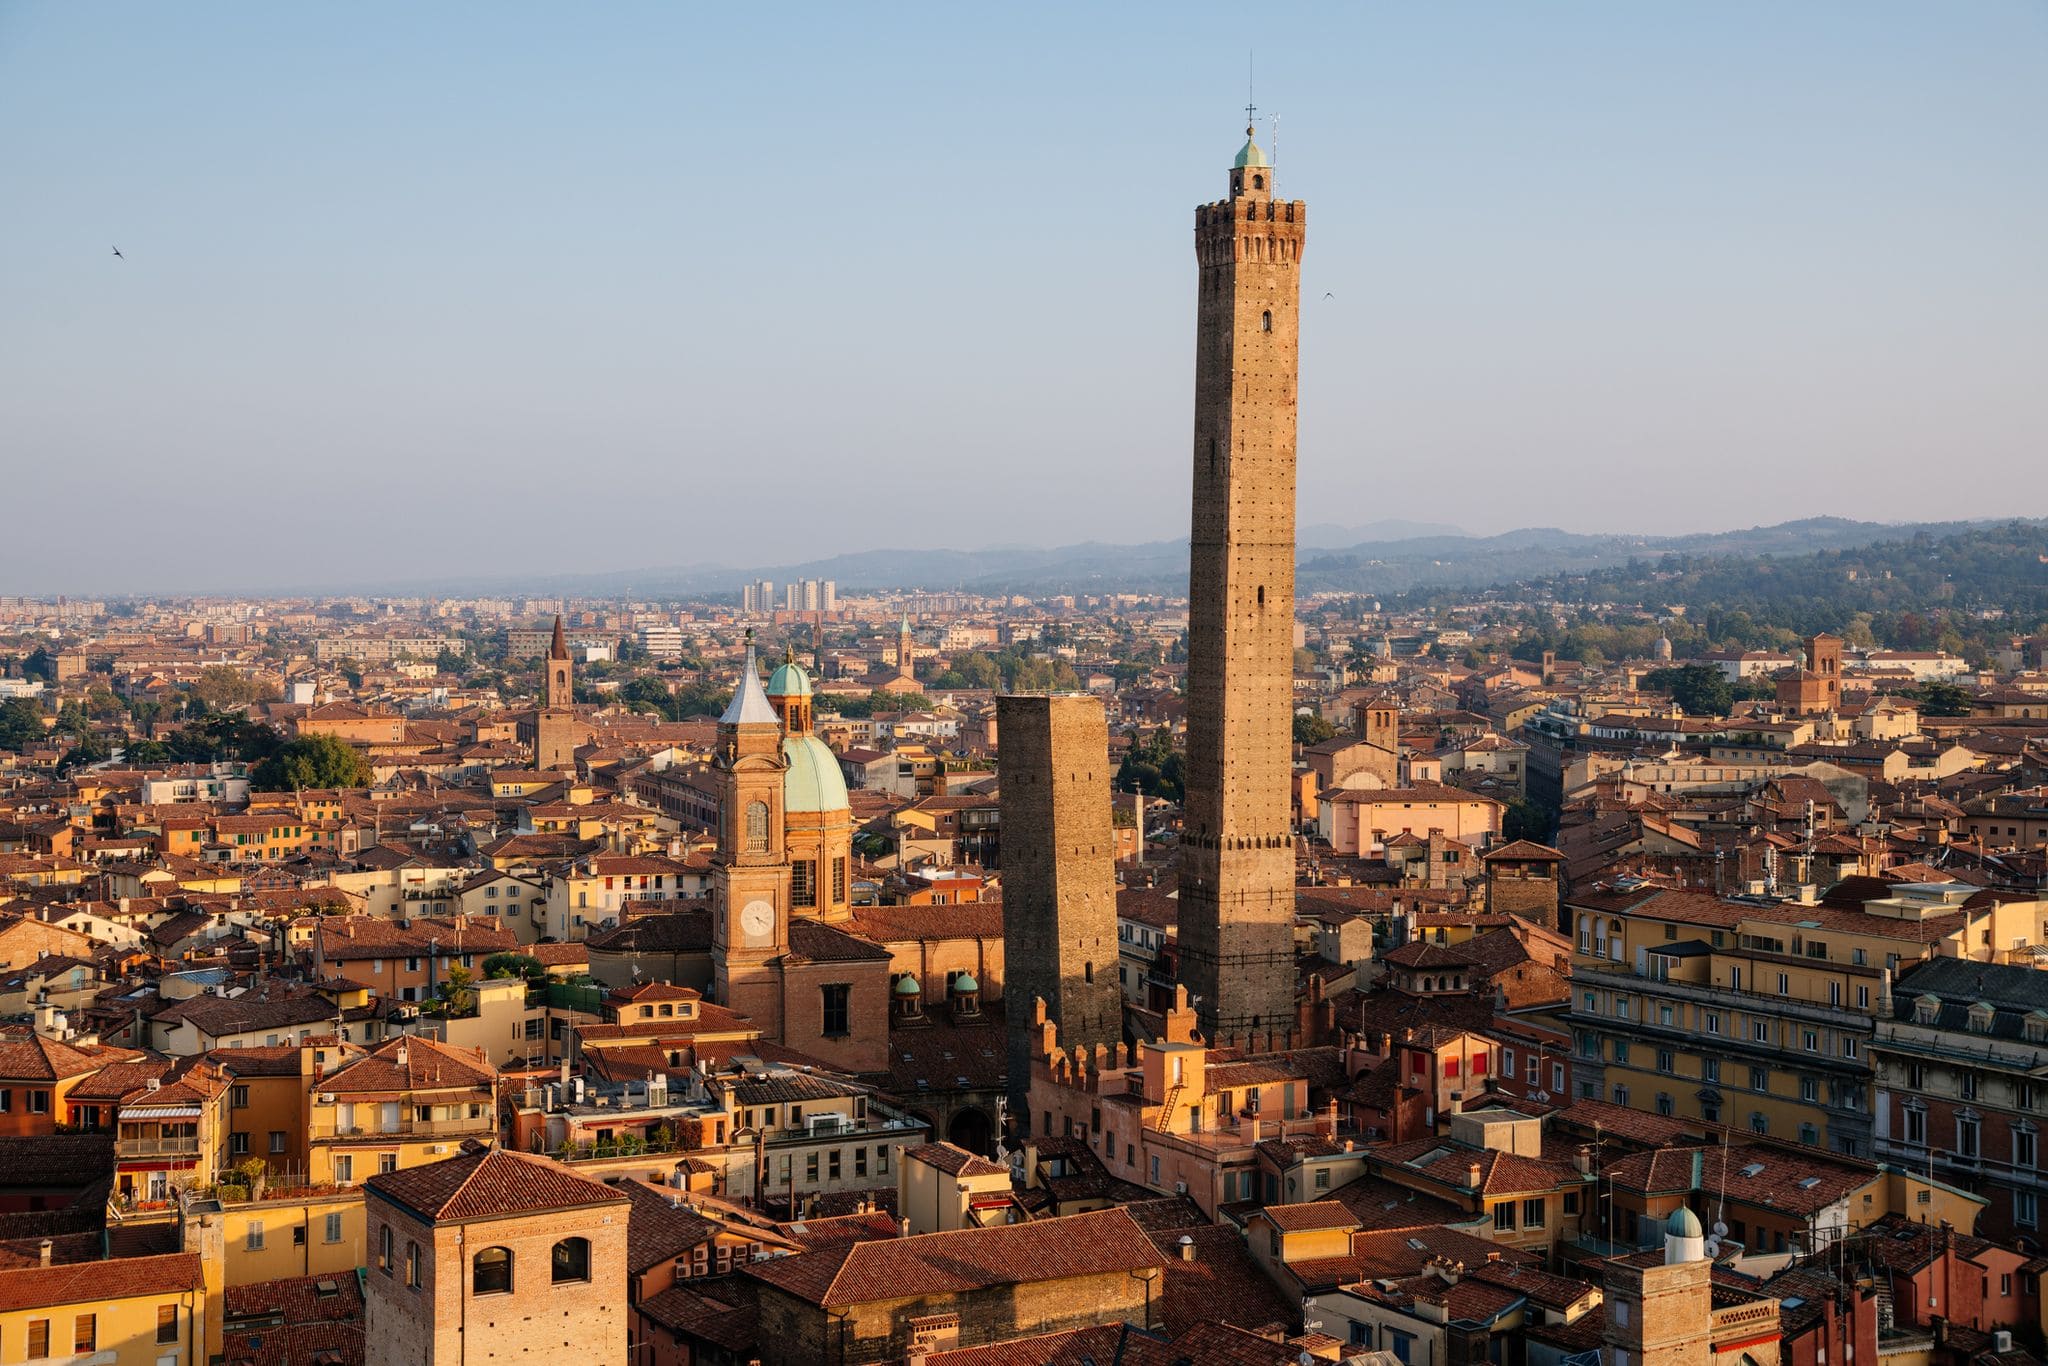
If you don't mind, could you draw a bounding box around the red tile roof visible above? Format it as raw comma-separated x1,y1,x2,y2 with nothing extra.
365,1147,627,1224
745,1206,1164,1307
0,1251,202,1312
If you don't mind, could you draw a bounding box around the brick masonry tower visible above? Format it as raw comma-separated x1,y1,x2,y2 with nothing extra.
997,693,1125,1113
1178,122,1306,1044
534,614,579,772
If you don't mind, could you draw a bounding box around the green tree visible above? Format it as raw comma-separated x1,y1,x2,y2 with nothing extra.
1911,681,1974,717
1641,665,1737,717
1115,728,1184,802
1502,797,1556,844
189,665,267,711
250,733,372,791
1293,711,1337,746
435,965,478,1017
0,699,48,750
482,952,547,982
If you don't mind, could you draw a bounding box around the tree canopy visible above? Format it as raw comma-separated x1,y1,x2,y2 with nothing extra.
250,733,372,791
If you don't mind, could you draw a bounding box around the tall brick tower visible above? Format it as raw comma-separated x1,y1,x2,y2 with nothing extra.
997,693,1125,1113
1177,122,1306,1044
534,615,579,772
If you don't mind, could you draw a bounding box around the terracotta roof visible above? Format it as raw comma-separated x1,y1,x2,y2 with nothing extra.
0,1251,202,1312
1255,1200,1355,1232
1148,1223,1298,1338
745,1206,1164,1307
620,1180,722,1275
365,1147,627,1224
904,1142,1008,1179
0,1031,115,1082
320,1036,494,1095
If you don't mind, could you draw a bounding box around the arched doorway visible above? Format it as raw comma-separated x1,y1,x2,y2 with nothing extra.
946,1105,994,1157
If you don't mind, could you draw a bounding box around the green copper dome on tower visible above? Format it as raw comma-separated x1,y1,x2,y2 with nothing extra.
894,974,922,997
766,657,812,698
1234,127,1269,169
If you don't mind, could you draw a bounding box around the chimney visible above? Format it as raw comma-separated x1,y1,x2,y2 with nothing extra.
1467,1162,1483,1190
897,1217,911,1239
38,1240,52,1267
1177,1234,1196,1261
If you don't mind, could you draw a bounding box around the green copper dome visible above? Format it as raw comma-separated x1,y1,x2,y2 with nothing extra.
952,972,978,994
767,659,812,698
781,734,850,814
894,974,922,997
1235,133,1269,170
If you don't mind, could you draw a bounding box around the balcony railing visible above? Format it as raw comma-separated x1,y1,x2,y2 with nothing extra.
1574,966,1874,1035
312,1116,493,1141
1872,1022,2048,1074
117,1137,201,1158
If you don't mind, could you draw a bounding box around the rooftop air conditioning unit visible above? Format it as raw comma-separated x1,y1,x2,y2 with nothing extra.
318,1093,335,1105
1174,1181,1187,1195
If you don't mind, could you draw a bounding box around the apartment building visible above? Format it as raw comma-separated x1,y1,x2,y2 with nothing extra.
1563,884,1991,1157
1873,957,2048,1242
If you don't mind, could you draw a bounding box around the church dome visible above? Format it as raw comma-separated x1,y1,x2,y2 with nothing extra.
1667,1206,1703,1238
782,734,850,814
894,974,922,997
767,659,812,698
951,972,978,994
1235,134,1269,169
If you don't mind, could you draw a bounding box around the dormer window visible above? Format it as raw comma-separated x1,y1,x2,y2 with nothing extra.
2025,1013,2048,1044
1914,996,1941,1026
1968,1002,1996,1034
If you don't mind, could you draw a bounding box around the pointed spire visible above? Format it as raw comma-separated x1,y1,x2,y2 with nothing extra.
720,628,779,726
548,614,568,660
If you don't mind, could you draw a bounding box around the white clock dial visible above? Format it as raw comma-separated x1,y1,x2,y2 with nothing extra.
739,900,775,944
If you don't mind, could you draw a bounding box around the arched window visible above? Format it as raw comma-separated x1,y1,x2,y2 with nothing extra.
555,669,566,690
745,801,768,851
1261,310,1272,332
552,1236,591,1284
378,1224,393,1275
1252,174,1264,190
406,1240,421,1289
473,1246,513,1295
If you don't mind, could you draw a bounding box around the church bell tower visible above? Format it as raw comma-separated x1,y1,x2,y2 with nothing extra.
710,634,791,1034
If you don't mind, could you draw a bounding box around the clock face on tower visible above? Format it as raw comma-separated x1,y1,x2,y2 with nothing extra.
739,900,776,947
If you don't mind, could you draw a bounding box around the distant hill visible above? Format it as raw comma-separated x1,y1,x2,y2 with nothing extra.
1297,518,1465,549
344,515,2034,600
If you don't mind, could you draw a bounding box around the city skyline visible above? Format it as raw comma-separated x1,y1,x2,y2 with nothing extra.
3,3,2044,594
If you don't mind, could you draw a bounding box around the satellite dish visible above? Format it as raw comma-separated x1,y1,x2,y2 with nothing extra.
1711,1221,1728,1239
1704,1238,1721,1257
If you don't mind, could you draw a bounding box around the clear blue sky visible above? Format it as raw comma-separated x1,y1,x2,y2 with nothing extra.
3,2,2043,594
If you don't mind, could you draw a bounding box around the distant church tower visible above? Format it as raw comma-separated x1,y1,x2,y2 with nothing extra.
534,615,580,772
1177,121,1307,1043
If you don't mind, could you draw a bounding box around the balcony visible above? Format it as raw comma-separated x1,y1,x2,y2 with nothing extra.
313,1115,493,1142
1872,1021,2048,1075
117,1136,201,1159
1574,966,1874,1038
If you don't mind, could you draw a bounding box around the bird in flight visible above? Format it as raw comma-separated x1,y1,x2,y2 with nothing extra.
111,246,123,259
1323,291,1334,300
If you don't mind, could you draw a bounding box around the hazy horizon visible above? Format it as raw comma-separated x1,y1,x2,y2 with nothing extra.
4,3,2044,596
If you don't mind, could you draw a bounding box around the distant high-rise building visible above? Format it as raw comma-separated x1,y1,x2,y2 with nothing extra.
998,693,1125,1111
801,579,821,612
1177,122,1307,1044
820,580,837,613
